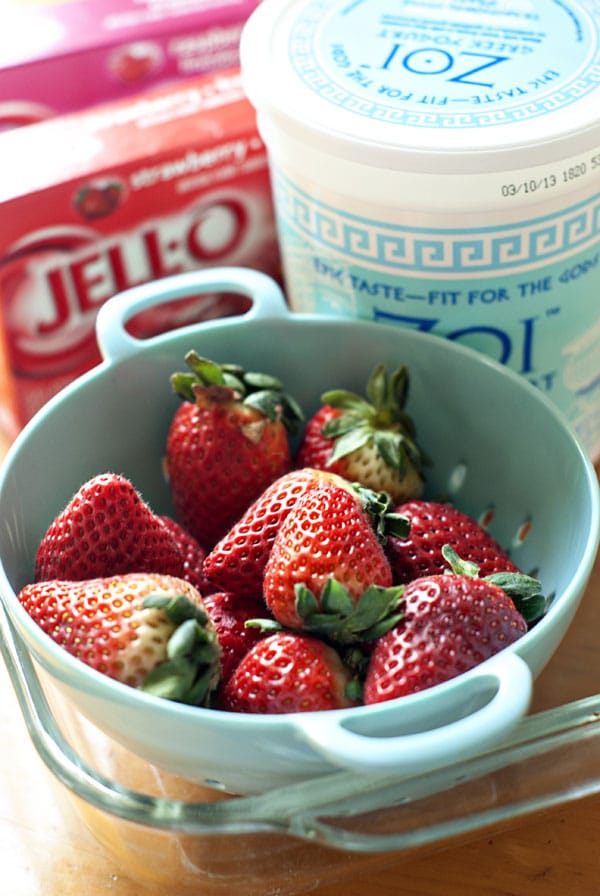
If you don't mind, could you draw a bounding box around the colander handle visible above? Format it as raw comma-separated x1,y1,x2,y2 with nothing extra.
95,267,289,363
294,652,532,775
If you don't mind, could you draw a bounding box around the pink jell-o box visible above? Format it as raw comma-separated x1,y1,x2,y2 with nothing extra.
0,0,261,129
0,67,280,435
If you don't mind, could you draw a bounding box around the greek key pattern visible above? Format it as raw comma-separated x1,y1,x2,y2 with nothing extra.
274,173,600,273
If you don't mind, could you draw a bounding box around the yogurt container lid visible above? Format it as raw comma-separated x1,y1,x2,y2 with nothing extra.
240,0,600,173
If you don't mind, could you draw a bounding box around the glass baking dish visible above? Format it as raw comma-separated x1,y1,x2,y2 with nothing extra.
1,496,599,896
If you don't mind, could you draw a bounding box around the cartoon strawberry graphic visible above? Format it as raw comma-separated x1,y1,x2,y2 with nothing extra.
74,179,124,220
110,41,162,84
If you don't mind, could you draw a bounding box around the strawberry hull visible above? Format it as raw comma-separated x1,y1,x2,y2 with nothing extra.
0,0,261,129
0,68,280,435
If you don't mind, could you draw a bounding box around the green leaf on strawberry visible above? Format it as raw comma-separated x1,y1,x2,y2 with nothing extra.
441,544,547,625
296,363,429,502
484,571,549,624
170,353,225,398
143,592,210,625
170,351,304,434
141,592,221,704
321,364,425,469
295,578,405,644
348,481,411,541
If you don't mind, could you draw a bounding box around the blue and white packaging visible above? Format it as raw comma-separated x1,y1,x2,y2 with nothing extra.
241,0,600,460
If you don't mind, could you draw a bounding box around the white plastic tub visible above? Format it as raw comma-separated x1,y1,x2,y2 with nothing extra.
240,0,600,460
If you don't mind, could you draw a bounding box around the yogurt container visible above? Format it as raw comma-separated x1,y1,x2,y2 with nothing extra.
240,0,600,460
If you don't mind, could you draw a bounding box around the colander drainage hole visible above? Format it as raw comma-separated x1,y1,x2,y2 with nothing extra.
512,518,533,548
446,462,467,495
478,506,495,530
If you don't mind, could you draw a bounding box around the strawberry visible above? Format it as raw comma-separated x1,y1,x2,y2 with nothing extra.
159,514,210,593
17,573,221,705
34,473,184,582
202,467,353,597
363,546,544,704
202,590,271,689
386,499,521,584
219,631,360,714
263,480,405,642
296,364,428,502
164,353,304,550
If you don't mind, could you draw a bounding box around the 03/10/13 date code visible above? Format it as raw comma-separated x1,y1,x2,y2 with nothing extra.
500,156,599,198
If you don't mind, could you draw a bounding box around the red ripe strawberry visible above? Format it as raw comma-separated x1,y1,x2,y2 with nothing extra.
159,515,210,593
17,573,221,705
386,499,521,584
164,354,304,550
34,473,184,582
203,467,352,597
202,590,271,689
263,481,404,641
363,570,528,705
296,364,428,502
220,631,360,714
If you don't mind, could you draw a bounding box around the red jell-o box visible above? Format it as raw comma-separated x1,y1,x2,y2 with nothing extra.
0,67,281,435
0,0,261,129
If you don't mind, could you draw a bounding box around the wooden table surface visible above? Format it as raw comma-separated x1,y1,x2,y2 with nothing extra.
1,422,599,895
